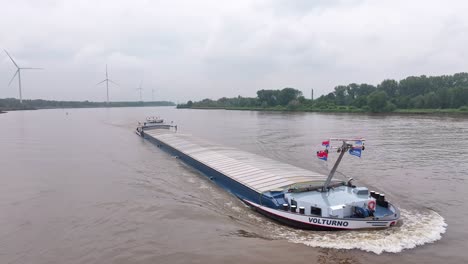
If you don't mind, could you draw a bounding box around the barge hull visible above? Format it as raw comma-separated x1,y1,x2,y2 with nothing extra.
143,132,279,208
243,199,398,230
140,129,399,231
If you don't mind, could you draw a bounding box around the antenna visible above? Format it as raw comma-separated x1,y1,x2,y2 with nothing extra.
4,49,43,103
96,64,118,105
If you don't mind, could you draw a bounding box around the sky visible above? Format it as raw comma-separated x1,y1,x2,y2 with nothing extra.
1,0,468,103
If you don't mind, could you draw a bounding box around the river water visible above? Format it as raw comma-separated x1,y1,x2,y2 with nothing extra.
0,107,466,264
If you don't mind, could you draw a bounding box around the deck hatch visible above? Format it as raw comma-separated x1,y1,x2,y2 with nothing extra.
145,130,327,193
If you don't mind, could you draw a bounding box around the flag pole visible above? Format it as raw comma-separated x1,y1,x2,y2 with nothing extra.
321,140,350,192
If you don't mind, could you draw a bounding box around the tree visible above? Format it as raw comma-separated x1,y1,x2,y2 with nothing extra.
334,85,347,105
450,87,468,108
399,76,430,97
352,96,368,108
355,84,376,97
437,89,450,108
423,92,440,108
278,88,302,106
378,79,398,97
411,95,425,108
394,96,411,108
367,91,388,112
346,83,359,105
178,72,468,112
287,99,300,110
257,89,280,107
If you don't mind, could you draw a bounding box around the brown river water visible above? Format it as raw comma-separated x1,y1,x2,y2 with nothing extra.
0,107,466,264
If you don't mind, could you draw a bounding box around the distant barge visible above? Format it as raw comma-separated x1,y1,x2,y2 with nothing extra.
137,124,400,230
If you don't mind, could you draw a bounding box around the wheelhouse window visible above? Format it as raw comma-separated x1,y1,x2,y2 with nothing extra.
291,200,297,206
310,206,322,216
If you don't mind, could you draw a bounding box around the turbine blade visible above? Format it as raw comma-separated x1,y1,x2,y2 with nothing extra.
4,49,19,68
8,70,19,86
96,79,107,85
21,67,43,70
108,79,119,86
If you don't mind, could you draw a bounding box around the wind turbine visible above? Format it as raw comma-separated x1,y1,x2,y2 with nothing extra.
152,88,155,101
4,49,43,103
96,64,118,105
136,81,143,102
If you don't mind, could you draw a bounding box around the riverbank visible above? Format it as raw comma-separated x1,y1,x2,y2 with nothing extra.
178,105,468,114
0,104,173,112
0,98,176,112
177,105,364,112
393,108,468,114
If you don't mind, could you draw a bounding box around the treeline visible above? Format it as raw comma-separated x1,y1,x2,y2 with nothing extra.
177,73,468,113
314,73,468,112
179,87,303,110
0,98,175,111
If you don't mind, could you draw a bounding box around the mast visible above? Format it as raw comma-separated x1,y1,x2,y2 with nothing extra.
321,138,363,192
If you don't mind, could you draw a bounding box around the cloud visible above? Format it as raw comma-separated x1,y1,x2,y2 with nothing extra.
1,0,468,102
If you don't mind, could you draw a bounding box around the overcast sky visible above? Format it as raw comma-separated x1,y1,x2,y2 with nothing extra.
1,0,468,102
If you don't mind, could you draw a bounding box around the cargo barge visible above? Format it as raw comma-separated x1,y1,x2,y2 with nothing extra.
137,125,400,230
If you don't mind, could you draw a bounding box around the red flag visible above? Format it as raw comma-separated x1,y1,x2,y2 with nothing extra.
316,150,328,161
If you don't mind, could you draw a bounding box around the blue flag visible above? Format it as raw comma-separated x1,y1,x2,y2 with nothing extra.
349,148,361,157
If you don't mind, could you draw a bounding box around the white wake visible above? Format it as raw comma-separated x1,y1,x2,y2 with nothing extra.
272,209,447,254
